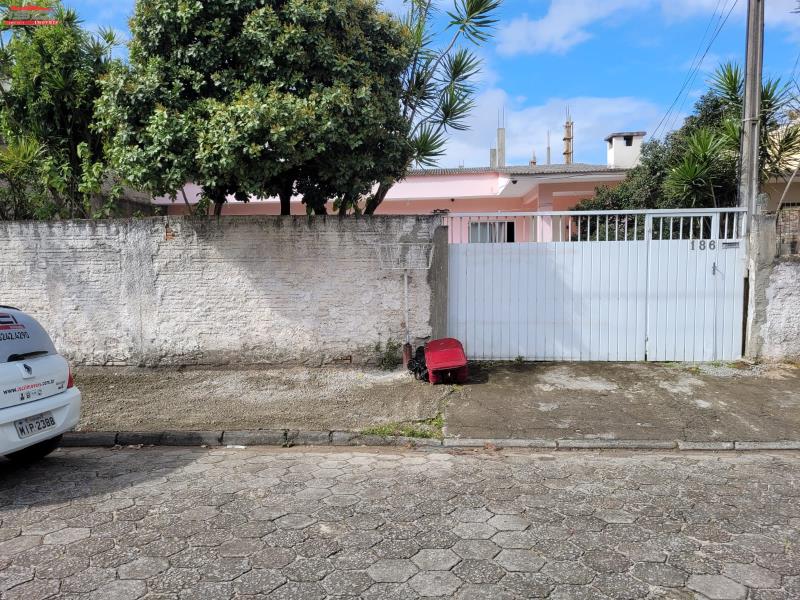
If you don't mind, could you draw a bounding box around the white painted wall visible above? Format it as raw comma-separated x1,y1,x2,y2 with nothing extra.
607,134,644,169
0,217,444,366
760,259,800,361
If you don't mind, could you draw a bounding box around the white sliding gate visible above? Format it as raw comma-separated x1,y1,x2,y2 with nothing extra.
446,209,747,362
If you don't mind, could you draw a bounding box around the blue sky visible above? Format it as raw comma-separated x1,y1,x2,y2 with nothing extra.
66,0,800,167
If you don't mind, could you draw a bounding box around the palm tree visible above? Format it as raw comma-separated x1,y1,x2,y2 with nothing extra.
711,63,800,181
363,0,501,214
664,63,800,207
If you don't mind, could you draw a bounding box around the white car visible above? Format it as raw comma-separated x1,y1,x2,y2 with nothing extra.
0,306,81,462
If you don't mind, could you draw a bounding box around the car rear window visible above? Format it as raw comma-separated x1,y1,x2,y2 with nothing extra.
0,309,57,363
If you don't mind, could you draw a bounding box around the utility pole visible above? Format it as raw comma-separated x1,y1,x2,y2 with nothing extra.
739,0,764,228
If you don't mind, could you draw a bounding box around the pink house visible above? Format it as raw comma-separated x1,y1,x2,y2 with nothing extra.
153,132,644,221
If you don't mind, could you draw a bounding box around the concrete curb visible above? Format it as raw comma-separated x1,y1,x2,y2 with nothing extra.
62,431,800,452
62,430,445,449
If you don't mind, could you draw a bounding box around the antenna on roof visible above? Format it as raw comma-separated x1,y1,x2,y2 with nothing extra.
563,106,574,165
496,106,506,168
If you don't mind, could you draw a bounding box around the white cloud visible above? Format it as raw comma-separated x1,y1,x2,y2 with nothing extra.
497,0,800,56
439,88,664,167
497,0,646,56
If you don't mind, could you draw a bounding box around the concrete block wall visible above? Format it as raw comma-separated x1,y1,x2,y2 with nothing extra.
0,216,447,366
747,214,800,362
760,258,800,361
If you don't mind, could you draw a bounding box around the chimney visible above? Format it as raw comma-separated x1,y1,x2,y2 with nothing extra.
605,131,646,168
496,108,506,168
563,107,574,165
489,148,497,168
529,150,537,167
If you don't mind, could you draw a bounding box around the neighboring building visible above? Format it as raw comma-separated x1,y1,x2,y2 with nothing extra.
152,130,645,216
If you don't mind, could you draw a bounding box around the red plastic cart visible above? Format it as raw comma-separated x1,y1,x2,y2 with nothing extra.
424,338,468,384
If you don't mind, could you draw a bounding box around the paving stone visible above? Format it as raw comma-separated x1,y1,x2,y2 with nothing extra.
3,578,60,600
582,549,632,573
269,581,325,599
456,583,516,599
88,579,147,600
687,574,747,599
232,568,286,594
494,549,546,572
3,447,800,600
176,581,232,600
217,539,263,557
147,568,201,594
631,562,687,587
415,529,460,549
452,539,501,559
118,557,169,580
592,573,650,599
595,510,636,524
722,562,781,588
42,527,91,545
331,549,378,571
411,549,461,571
487,514,530,531
61,567,117,593
452,522,497,540
452,559,506,583
549,584,611,599
275,514,316,530
34,555,89,579
492,530,537,549
408,571,463,596
367,559,418,582
200,557,250,582
540,561,596,585
320,570,373,595
500,572,555,598
373,539,420,559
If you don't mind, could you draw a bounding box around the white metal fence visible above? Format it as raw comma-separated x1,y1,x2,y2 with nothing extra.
445,208,747,362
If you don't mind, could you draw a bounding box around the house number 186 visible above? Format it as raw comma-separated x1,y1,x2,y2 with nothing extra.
690,240,716,251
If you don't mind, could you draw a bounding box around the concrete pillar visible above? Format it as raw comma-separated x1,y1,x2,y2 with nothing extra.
745,213,777,359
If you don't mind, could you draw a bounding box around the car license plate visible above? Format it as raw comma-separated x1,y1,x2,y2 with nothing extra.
14,412,56,439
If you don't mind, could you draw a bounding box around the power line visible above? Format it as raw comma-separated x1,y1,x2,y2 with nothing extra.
651,0,739,140
664,0,741,135
650,0,727,139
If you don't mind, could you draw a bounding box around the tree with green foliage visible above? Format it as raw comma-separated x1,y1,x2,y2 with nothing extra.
0,3,121,219
363,0,502,214
579,62,800,211
95,0,412,217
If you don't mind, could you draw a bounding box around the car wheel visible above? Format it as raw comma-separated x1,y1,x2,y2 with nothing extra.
5,435,63,464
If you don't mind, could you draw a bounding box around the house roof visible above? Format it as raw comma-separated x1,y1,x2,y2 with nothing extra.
407,163,629,177
604,131,647,142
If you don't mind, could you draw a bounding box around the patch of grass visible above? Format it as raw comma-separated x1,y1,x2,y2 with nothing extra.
375,339,402,371
362,412,444,440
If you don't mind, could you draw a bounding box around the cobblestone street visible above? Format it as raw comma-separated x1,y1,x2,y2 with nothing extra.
1,447,799,599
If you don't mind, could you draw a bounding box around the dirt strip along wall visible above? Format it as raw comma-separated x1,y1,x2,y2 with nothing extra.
0,216,447,366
